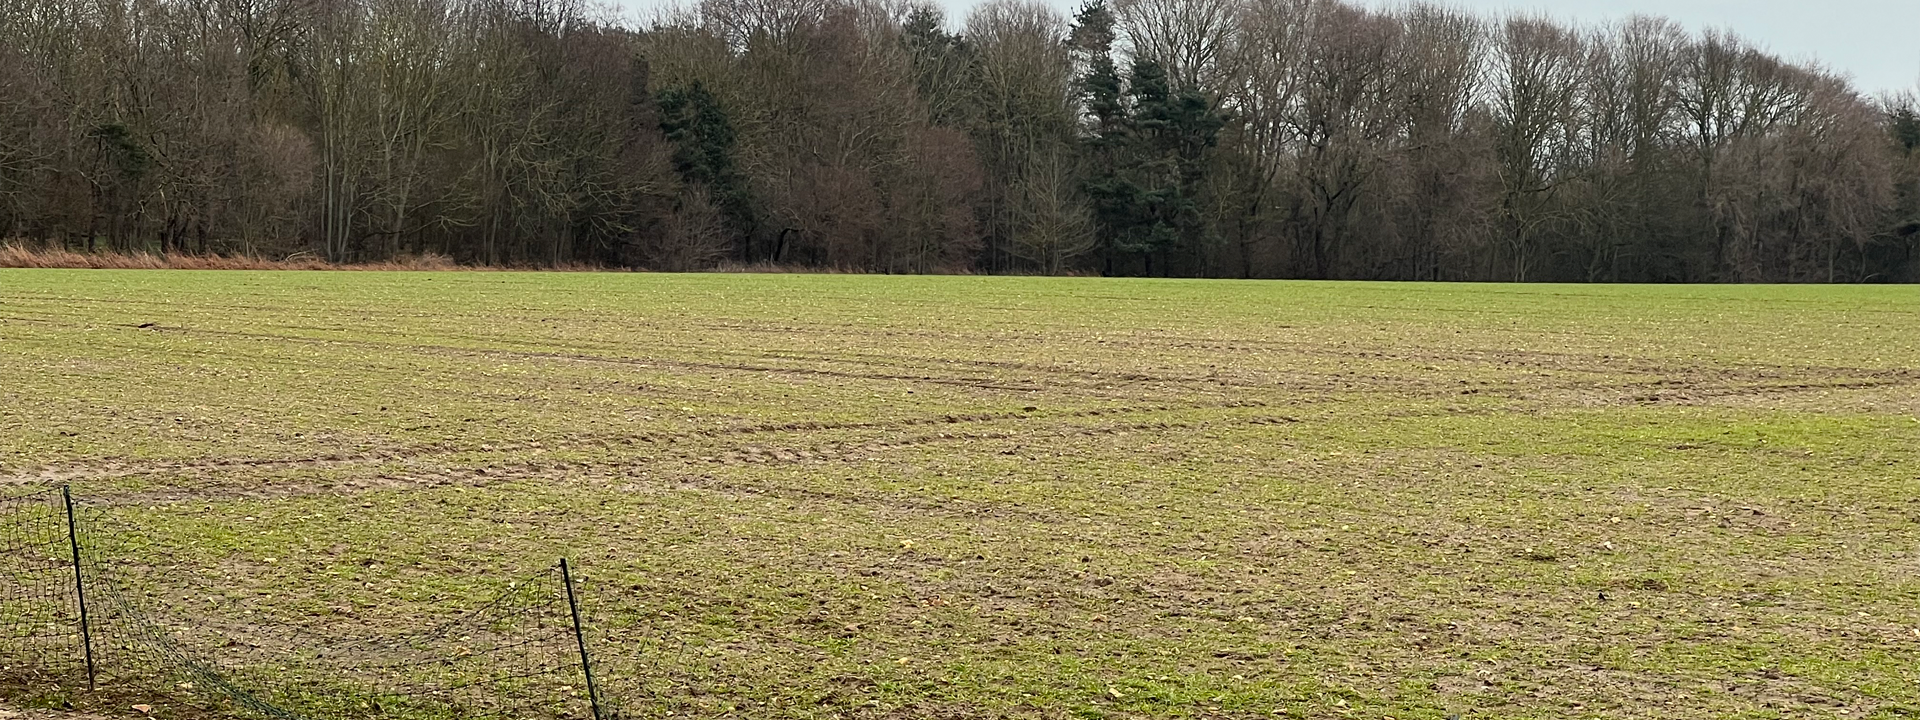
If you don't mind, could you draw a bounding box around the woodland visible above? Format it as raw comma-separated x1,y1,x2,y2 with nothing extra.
3,0,1919,280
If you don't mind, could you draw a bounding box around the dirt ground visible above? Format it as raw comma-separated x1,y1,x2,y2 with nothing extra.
0,706,112,720
3,272,1919,719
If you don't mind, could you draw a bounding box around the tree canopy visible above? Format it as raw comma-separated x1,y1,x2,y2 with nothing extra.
0,0,1915,281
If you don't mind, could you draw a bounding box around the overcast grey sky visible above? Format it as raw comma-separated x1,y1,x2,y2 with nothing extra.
1349,0,1920,95
622,0,1920,96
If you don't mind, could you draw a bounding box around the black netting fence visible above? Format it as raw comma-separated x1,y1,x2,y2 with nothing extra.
0,488,91,690
0,486,615,720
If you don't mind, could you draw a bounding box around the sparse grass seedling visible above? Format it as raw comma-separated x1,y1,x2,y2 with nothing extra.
2,271,1918,718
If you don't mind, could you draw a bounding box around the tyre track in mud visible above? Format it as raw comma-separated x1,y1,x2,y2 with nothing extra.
9,362,1903,492
113,323,1182,394
686,319,1907,384
6,317,1499,396
1620,376,1920,404
15,296,1917,388
1479,373,1920,409
3,400,1283,491
55,318,1920,406
15,314,1918,505
65,414,1305,512
26,314,1909,408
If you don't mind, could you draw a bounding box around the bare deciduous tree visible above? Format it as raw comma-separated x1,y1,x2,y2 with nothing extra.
0,0,1911,280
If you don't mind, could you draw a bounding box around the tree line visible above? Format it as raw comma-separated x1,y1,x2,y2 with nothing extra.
3,0,1918,280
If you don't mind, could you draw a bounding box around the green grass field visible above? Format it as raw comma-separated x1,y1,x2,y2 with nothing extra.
3,271,1919,719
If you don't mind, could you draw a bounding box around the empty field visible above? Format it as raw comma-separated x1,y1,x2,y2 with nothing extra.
2,271,1919,719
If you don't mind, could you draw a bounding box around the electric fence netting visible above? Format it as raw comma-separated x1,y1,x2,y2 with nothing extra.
0,486,617,719
0,488,91,691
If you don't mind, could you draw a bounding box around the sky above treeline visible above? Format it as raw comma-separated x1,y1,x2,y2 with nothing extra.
1347,0,1919,96
619,0,1920,97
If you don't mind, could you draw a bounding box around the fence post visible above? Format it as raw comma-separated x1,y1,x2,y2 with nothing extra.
61,486,97,692
560,558,604,720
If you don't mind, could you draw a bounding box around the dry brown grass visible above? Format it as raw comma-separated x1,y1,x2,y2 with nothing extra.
0,242,577,271
2,241,1085,275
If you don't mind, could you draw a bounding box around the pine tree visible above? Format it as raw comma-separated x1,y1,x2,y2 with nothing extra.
1068,3,1226,277
657,81,756,259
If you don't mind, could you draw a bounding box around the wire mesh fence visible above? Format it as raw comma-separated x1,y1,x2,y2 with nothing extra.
0,486,614,720
0,488,90,691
